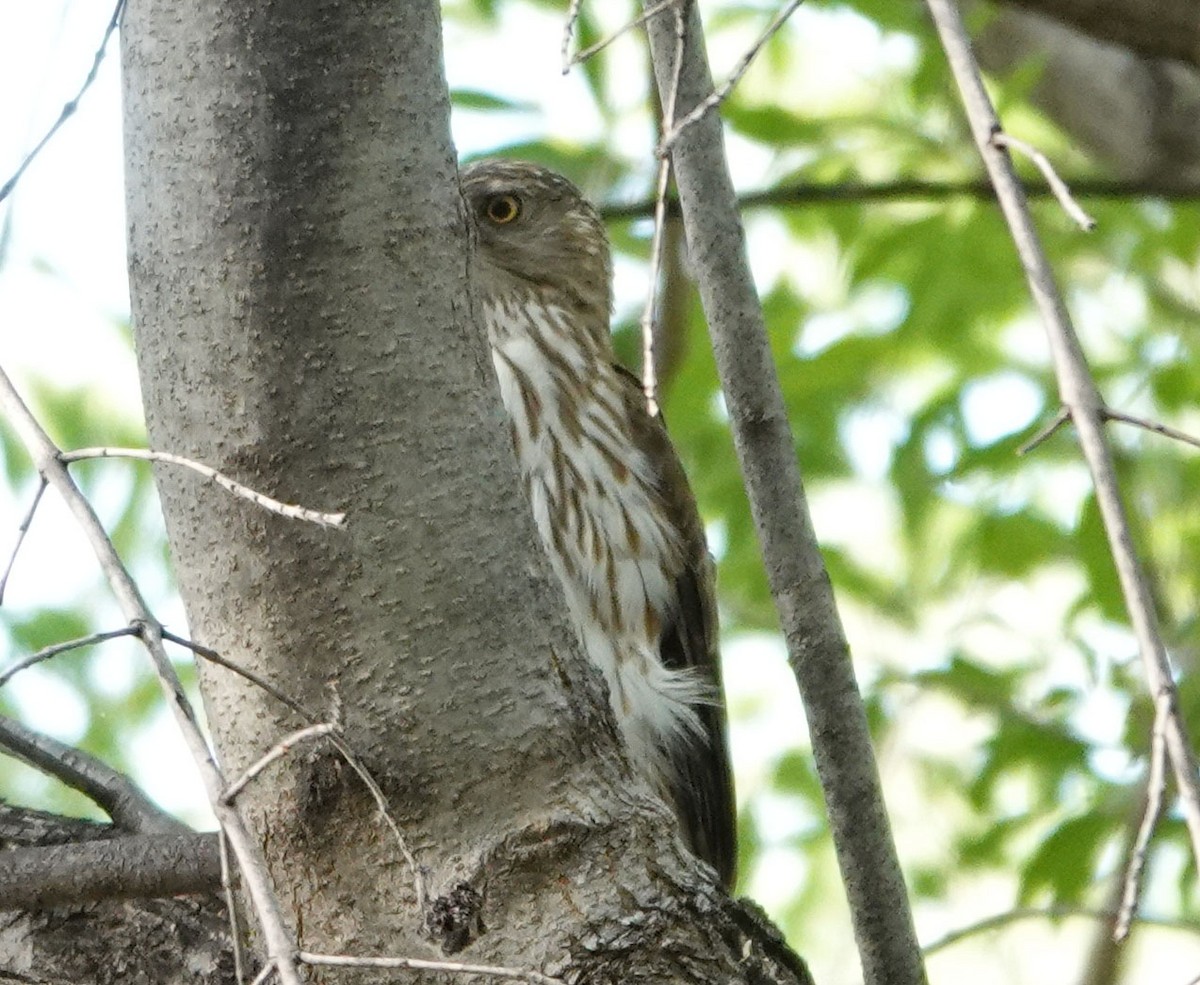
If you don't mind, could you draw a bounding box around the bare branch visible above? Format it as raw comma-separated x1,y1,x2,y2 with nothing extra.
299,951,566,985
922,903,1200,955
0,478,46,606
560,0,585,74
1018,405,1200,458
222,724,336,804
1104,409,1200,452
639,6,686,418
0,713,184,834
0,626,139,688
658,0,806,154
0,365,305,985
598,178,1200,223
570,0,678,67
0,832,219,908
0,0,125,206
990,131,1096,231
641,155,670,419
1115,693,1172,942
1017,407,1071,455
62,446,346,529
925,0,1200,868
642,5,925,984
161,628,312,720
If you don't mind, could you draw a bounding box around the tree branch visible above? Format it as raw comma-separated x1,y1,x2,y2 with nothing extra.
0,478,45,606
0,714,184,835
598,178,1200,221
0,0,125,206
0,627,138,687
926,0,1200,876
642,5,926,985
922,903,1200,956
62,447,346,529
0,832,220,909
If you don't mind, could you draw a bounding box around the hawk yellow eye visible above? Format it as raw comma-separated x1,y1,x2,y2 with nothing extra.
485,194,521,224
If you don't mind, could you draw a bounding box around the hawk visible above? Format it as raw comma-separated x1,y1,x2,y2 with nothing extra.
462,159,735,887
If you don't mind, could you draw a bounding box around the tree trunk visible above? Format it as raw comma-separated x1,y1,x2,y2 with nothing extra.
111,1,813,982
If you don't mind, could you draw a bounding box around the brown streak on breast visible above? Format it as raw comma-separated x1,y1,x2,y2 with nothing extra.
496,349,544,441
605,549,622,632
643,602,660,642
566,484,584,542
620,502,642,555
531,318,586,391
591,434,630,485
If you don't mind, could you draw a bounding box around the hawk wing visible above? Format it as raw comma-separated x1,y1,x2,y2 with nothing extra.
615,365,737,888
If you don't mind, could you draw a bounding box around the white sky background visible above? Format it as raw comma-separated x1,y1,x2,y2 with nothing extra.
1,3,1198,984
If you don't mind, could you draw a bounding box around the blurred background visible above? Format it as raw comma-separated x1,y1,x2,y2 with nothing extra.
2,1,1199,983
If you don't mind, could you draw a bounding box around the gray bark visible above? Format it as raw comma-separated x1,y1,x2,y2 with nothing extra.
114,1,812,982
0,806,231,985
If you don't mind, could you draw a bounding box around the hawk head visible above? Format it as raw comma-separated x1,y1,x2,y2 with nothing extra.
461,159,613,329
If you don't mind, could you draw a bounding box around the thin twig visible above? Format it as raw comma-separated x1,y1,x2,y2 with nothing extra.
1017,407,1071,455
0,366,305,985
0,478,46,606
926,0,1200,869
223,723,336,804
0,713,184,834
1115,692,1172,942
161,628,426,908
62,447,346,529
922,904,1200,955
0,626,139,688
0,0,126,205
218,829,247,985
299,951,565,985
658,0,806,154
1104,409,1200,452
560,0,585,74
641,155,670,418
639,6,686,418
570,0,678,66
161,629,311,719
990,131,1096,231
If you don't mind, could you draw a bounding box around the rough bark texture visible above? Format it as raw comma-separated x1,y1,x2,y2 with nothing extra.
117,1,812,983
0,806,232,985
981,2,1200,184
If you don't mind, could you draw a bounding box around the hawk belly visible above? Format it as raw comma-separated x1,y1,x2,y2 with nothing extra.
486,299,707,795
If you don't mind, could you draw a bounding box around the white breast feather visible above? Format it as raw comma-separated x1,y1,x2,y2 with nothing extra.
486,300,706,789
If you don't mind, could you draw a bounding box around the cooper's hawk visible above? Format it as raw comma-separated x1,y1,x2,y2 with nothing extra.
462,159,735,887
